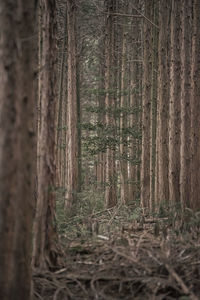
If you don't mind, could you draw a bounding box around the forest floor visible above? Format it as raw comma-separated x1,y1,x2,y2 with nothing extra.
33,206,200,300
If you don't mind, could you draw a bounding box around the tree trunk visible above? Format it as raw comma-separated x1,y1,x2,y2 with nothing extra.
180,0,192,209
65,0,79,210
149,0,158,211
190,0,200,211
168,0,181,205
155,0,170,207
0,0,35,298
56,4,68,189
32,0,61,270
97,58,106,190
105,0,117,208
120,31,128,204
140,0,153,211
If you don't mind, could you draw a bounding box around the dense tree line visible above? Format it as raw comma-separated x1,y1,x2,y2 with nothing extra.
0,0,200,298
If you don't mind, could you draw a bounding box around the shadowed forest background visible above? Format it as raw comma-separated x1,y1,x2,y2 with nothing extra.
0,0,200,299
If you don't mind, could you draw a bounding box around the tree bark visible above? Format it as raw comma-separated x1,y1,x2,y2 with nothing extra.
65,0,79,210
180,0,192,209
56,4,68,189
190,0,200,211
149,0,158,211
97,55,106,190
32,0,61,270
140,0,153,211
155,0,171,207
120,31,128,204
105,0,117,208
168,0,181,204
0,0,35,298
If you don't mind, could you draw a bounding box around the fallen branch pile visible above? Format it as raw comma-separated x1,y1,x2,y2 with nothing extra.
34,224,200,300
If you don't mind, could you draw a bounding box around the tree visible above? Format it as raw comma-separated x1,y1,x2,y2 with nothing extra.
104,0,118,208
155,0,170,207
168,0,181,205
120,30,129,204
190,0,200,211
65,0,79,209
0,1,35,298
56,3,68,189
140,0,153,211
32,0,61,270
180,0,192,209
96,42,106,190
149,0,158,211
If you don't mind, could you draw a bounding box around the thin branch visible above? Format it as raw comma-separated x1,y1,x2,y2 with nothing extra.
132,5,159,29
90,0,159,29
105,12,142,18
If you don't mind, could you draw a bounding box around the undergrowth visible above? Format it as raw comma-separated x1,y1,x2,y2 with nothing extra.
56,188,200,245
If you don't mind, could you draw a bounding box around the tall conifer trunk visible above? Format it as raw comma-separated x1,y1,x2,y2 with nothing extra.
141,0,153,211
32,0,61,270
65,0,79,209
105,0,117,208
155,0,170,207
190,0,200,211
180,0,192,209
168,0,181,204
0,0,35,298
120,31,128,204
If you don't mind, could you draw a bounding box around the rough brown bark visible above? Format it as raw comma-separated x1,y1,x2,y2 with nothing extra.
97,59,106,190
120,31,128,204
155,0,170,207
180,0,192,209
56,4,68,189
141,0,153,211
0,0,35,298
105,0,117,208
168,0,181,204
65,0,79,210
32,0,61,270
190,0,200,211
150,0,158,211
129,60,138,202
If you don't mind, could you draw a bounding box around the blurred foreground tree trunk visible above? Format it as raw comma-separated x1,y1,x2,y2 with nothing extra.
32,0,62,270
0,0,36,298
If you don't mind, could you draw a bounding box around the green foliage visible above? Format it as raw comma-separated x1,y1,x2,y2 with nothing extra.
81,121,141,157
57,125,67,131
130,206,143,221
84,104,141,117
56,188,105,240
